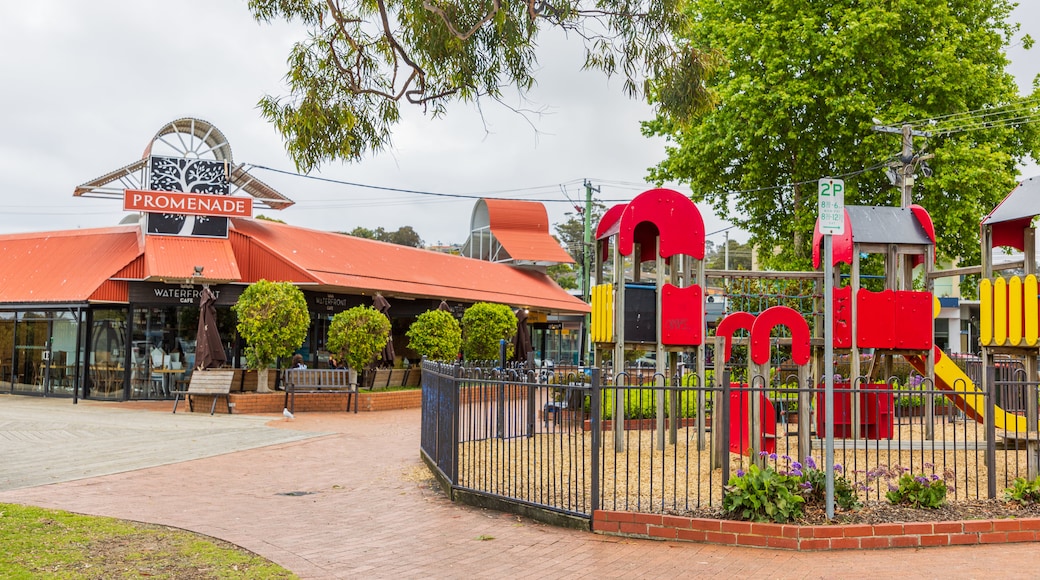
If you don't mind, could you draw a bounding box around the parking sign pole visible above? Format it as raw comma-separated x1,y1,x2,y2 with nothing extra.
818,178,844,520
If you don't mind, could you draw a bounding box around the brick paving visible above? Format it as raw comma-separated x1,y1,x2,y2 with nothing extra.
1,397,1039,579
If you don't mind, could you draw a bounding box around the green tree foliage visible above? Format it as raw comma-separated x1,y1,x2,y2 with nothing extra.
461,302,517,360
248,0,716,171
232,280,310,369
646,0,1039,270
327,305,391,371
346,225,424,248
406,309,462,361
549,202,606,290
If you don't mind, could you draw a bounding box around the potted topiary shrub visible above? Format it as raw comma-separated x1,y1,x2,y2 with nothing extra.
406,309,462,362
461,302,517,361
232,280,310,393
327,305,391,389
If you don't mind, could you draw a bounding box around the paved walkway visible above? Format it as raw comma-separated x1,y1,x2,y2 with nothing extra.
1,395,1039,579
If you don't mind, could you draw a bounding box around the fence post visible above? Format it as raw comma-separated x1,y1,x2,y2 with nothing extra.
720,369,731,483
986,365,996,499
590,368,601,514
452,364,461,486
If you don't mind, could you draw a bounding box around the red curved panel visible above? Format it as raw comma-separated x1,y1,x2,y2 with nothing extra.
715,311,756,363
909,204,936,267
750,306,811,365
595,203,628,261
618,188,705,260
812,210,853,268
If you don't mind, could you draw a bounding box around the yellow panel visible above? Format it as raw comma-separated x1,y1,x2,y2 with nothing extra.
980,279,992,346
1009,276,1023,346
591,283,614,343
994,277,1008,346
1027,275,1039,347
591,285,602,342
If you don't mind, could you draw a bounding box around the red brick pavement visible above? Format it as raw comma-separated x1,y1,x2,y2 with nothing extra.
2,407,1040,579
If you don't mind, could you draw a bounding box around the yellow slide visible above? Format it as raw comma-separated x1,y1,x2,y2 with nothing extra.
903,347,1029,433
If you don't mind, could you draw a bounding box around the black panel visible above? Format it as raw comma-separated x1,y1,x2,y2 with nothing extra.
624,284,656,343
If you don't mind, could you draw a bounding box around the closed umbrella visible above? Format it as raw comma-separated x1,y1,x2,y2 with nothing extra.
195,286,226,370
373,295,395,368
512,308,532,364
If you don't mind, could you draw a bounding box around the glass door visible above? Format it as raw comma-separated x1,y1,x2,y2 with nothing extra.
0,312,13,393
12,312,48,394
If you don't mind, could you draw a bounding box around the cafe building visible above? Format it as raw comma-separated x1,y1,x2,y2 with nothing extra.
0,118,589,402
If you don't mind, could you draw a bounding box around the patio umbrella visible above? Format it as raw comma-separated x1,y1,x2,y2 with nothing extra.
512,308,532,364
373,294,395,368
194,286,226,369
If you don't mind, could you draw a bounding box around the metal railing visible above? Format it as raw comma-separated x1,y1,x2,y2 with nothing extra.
420,360,1040,523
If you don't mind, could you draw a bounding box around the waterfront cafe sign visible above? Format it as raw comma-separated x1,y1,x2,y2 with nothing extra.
123,155,253,238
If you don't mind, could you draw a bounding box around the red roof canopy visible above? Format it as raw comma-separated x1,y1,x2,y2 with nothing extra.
0,219,589,314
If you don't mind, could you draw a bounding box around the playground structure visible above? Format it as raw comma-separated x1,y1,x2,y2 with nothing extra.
589,182,1040,474
420,177,1040,527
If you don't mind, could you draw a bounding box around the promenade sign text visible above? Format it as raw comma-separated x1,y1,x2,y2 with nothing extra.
123,189,253,218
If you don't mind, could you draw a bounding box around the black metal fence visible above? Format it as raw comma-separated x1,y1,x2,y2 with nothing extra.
420,359,1040,524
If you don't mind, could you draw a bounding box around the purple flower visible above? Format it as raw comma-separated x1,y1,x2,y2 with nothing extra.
759,451,768,457
781,454,791,462
804,457,817,470
930,474,940,481
736,469,745,477
790,469,802,477
916,476,929,484
834,463,843,473
888,483,899,491
769,453,778,461
791,461,802,471
801,482,813,490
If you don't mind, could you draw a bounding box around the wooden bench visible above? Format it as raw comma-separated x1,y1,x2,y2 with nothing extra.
172,370,234,415
282,368,358,414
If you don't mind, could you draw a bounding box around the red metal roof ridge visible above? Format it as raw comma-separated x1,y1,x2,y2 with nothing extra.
227,224,320,284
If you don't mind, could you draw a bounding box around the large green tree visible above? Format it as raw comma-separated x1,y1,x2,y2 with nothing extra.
248,0,716,171
646,0,1040,270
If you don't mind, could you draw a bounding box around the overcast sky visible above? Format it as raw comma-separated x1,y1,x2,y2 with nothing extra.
0,2,1037,247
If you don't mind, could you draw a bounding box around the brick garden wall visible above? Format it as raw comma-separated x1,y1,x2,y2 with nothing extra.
184,390,422,414
592,510,1040,550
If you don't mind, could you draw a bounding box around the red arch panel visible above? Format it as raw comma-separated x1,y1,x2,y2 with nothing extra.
750,306,811,365
618,189,704,260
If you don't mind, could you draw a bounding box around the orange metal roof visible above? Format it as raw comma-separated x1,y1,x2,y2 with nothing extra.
231,219,589,313
0,226,141,303
482,199,574,264
0,217,588,314
142,236,241,282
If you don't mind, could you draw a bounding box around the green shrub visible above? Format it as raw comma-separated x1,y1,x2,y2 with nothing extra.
461,302,517,360
723,463,806,523
232,280,309,369
406,309,462,361
1005,477,1040,505
722,455,860,523
327,305,390,372
866,464,950,509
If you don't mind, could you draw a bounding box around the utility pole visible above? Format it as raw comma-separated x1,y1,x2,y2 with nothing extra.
872,122,933,207
582,179,599,367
